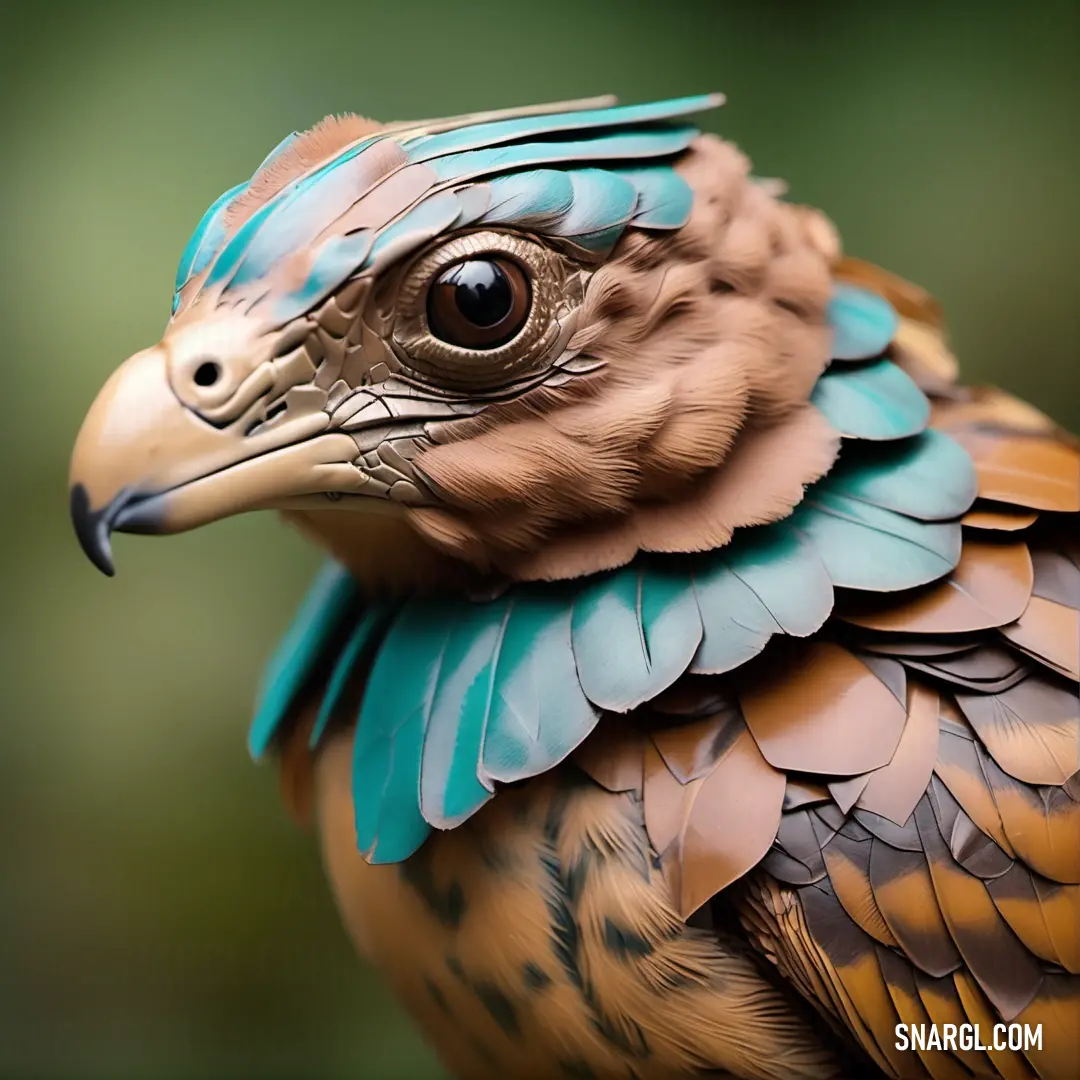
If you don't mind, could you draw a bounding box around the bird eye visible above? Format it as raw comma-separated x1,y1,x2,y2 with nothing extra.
426,258,531,349
389,230,577,392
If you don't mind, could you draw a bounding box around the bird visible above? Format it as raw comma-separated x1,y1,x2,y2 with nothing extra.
69,94,1079,1080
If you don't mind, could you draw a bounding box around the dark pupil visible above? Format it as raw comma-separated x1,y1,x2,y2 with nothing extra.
443,260,512,327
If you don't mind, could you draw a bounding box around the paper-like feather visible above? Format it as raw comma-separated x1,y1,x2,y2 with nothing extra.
828,283,900,361
206,135,387,291
362,190,465,272
231,148,398,290
842,541,1033,635
173,181,248,305
428,126,700,186
272,230,374,325
690,524,834,675
253,131,299,171
417,600,505,829
478,170,575,228
550,168,639,246
571,562,703,712
619,166,695,229
378,95,619,140
811,359,930,440
248,561,357,759
479,589,599,785
402,93,722,162
817,430,977,521
309,603,391,749
792,489,962,591
913,798,1044,1020
206,196,281,289
352,603,451,863
956,677,1080,786
738,643,908,775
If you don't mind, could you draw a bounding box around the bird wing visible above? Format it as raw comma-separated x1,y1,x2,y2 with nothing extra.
569,271,1080,1080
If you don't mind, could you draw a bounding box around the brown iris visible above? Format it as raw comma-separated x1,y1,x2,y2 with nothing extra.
426,257,531,349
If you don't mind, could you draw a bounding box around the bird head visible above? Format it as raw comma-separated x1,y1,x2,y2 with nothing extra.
70,94,841,593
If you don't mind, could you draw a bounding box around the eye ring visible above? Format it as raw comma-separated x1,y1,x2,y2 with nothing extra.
426,257,532,350
391,230,571,393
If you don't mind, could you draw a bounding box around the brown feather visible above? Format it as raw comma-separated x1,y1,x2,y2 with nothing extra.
968,436,1080,513
738,642,908,775
955,676,1080,786
913,971,1002,1077
952,971,1041,1080
316,736,848,1080
867,831,963,978
796,882,912,1076
852,682,940,826
834,257,945,329
647,716,786,918
987,864,1080,973
933,706,1018,857
913,797,1044,1020
408,135,837,582
877,948,972,1080
976,748,1080,883
962,505,1040,532
1000,596,1080,681
571,714,646,794
842,540,1034,635
820,829,900,949
1011,975,1080,1080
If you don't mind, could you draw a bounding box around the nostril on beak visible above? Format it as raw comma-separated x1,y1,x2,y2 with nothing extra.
193,360,222,387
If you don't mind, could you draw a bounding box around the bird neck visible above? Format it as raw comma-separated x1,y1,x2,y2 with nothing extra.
279,506,493,599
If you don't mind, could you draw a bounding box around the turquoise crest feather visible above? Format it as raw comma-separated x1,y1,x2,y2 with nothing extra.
171,93,722,327
250,274,979,863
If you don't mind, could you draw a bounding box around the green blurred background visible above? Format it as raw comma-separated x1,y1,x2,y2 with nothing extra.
1,0,1076,1077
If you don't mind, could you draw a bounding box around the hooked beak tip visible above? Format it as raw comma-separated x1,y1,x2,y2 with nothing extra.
70,482,116,577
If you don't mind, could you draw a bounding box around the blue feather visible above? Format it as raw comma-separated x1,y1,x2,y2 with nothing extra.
818,430,977,521
619,166,695,229
272,230,374,325
248,561,357,759
309,603,392,749
428,126,700,186
480,588,598,785
363,191,464,271
206,197,280,289
791,488,962,591
549,169,639,241
231,152,383,290
811,359,930,440
828,283,899,360
566,224,631,253
173,180,248,303
418,599,504,829
571,563,702,712
352,603,449,863
691,525,833,674
479,170,575,227
403,94,723,163
254,131,299,172
207,135,385,291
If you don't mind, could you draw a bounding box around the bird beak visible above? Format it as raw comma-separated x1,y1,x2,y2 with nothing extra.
69,344,363,575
